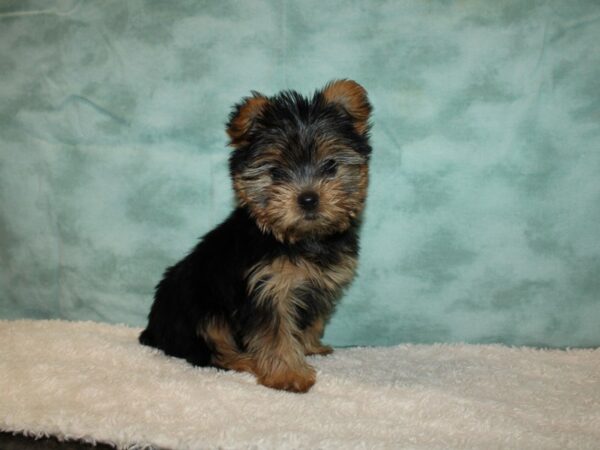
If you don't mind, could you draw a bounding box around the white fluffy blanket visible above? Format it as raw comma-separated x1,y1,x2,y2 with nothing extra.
1,320,599,449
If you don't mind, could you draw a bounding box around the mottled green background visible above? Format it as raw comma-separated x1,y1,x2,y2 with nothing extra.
1,0,599,347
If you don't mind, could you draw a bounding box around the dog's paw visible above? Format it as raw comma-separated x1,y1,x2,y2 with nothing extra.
305,344,334,356
258,365,316,393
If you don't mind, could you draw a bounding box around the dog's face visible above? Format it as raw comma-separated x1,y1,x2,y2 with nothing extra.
227,80,372,243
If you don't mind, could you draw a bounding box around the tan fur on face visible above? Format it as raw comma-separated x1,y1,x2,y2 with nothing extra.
253,182,304,243
357,163,370,205
318,163,368,221
235,160,369,244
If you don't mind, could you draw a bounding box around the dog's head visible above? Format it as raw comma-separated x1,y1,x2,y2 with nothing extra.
227,80,372,243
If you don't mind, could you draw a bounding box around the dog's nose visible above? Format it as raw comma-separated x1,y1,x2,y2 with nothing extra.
298,191,319,211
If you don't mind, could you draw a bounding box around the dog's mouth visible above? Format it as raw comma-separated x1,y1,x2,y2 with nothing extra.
274,210,353,243
303,211,319,221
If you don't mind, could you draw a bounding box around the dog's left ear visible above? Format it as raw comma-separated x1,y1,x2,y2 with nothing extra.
227,92,269,148
322,79,372,136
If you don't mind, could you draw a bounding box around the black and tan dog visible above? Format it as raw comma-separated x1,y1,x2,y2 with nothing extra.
140,80,372,392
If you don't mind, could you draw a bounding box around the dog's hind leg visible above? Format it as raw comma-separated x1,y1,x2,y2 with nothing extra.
199,318,256,374
140,315,213,367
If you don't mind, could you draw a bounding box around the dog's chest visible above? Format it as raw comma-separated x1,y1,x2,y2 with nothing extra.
245,253,357,305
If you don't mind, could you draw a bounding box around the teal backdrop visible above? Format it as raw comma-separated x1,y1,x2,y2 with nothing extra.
1,0,599,347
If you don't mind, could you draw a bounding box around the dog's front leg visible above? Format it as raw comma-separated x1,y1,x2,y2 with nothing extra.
245,259,317,393
248,322,316,393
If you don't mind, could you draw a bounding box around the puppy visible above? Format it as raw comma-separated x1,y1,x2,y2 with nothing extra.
140,80,372,392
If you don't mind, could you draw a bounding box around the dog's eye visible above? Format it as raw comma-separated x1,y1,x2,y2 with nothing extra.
321,159,338,176
269,167,287,181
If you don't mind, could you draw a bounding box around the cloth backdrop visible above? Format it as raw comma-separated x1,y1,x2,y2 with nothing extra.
0,0,599,347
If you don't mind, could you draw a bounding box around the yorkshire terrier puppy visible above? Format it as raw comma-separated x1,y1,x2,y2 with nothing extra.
139,80,372,392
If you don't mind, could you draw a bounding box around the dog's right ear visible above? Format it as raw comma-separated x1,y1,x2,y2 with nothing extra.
226,92,269,148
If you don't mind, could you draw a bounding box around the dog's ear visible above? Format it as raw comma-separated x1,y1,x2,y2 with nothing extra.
227,92,269,148
322,79,371,136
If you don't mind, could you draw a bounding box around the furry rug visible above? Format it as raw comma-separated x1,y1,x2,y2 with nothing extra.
1,320,599,449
